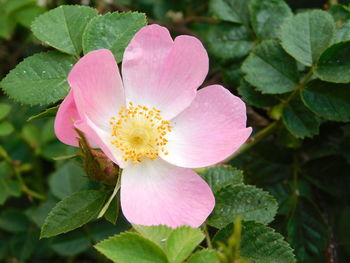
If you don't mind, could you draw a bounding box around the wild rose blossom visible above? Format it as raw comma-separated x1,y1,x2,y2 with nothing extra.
54,24,252,227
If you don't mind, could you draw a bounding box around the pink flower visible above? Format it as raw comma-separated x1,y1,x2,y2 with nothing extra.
54,25,252,228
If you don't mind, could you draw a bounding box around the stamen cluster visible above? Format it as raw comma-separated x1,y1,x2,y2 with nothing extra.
110,102,171,164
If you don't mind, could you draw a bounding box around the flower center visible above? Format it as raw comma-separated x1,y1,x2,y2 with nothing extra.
110,102,171,164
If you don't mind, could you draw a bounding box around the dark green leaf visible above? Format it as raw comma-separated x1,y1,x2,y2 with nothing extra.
336,20,350,42
249,0,292,40
329,4,350,25
206,23,253,62
209,0,250,25
280,10,336,66
208,184,278,229
94,232,169,263
31,5,97,55
10,229,39,262
214,221,296,263
200,165,243,193
41,190,107,238
50,230,90,256
0,3,16,39
48,161,90,200
27,105,59,121
301,80,350,122
0,51,76,106
104,192,120,225
286,198,328,263
26,200,57,228
242,40,299,94
315,41,350,83
83,12,147,62
14,4,45,28
282,96,321,138
0,209,31,233
238,80,279,107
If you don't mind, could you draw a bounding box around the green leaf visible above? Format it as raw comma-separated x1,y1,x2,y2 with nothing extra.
329,4,350,25
0,103,12,120
0,121,14,136
31,5,97,56
286,198,328,263
186,250,218,263
50,230,90,256
314,41,350,83
3,0,36,14
208,185,278,229
0,51,76,106
10,229,39,262
249,0,292,40
280,10,336,66
0,3,16,39
335,20,350,42
83,12,147,62
242,40,299,94
41,190,107,238
95,232,169,263
214,221,296,263
104,193,120,225
25,200,57,228
200,165,243,193
282,96,321,138
14,5,45,28
22,124,41,153
166,226,204,263
209,0,250,25
134,225,173,250
206,23,253,62
238,80,279,107
27,105,59,121
301,80,350,122
48,162,90,200
0,209,31,233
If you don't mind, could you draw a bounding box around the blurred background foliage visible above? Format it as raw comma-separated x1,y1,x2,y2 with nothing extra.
1,0,350,262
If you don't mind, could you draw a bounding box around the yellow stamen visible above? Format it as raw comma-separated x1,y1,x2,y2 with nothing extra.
109,103,172,164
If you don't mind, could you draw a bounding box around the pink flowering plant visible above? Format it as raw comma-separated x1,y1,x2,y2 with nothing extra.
4,1,349,262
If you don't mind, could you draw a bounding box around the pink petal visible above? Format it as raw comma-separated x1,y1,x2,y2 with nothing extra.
161,85,252,168
120,158,215,228
54,91,81,147
75,115,127,168
68,49,125,130
122,24,209,120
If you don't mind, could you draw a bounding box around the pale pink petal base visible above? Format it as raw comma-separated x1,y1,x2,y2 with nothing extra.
68,49,125,130
120,158,215,228
122,25,209,119
75,115,126,168
161,85,252,168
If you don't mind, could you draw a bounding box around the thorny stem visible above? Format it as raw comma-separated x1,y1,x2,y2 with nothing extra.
97,168,122,218
203,223,213,249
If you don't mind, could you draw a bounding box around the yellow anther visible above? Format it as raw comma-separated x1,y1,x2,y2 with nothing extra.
110,102,171,165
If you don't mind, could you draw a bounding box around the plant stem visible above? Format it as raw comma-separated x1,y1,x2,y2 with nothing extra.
226,121,280,161
203,223,213,249
97,168,122,218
